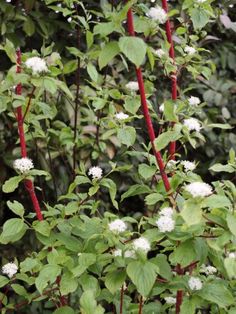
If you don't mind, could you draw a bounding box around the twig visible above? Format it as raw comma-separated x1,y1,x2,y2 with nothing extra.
15,49,43,221
138,295,143,314
23,86,36,122
119,284,124,314
126,8,171,193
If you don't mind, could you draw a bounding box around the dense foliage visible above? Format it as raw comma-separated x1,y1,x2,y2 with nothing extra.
0,0,236,313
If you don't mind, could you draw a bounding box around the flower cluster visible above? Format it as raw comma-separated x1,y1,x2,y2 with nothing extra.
185,182,213,197
2,262,18,278
147,6,167,24
124,250,136,258
164,296,176,304
108,219,127,233
155,49,166,58
156,207,175,232
200,264,217,275
25,57,48,75
188,96,201,106
13,157,34,174
184,46,196,55
115,112,129,120
188,277,203,290
133,237,150,253
88,166,103,179
183,118,201,132
181,160,196,172
125,81,139,91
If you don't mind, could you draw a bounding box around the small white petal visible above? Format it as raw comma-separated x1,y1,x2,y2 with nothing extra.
164,296,176,304
159,207,174,217
113,249,122,257
181,160,196,172
184,46,196,55
115,112,129,120
156,216,175,232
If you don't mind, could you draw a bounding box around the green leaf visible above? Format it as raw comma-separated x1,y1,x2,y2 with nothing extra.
11,284,28,297
43,78,57,94
7,200,24,217
163,100,178,122
63,60,78,74
80,290,104,314
119,36,147,67
60,272,78,295
100,178,118,209
154,125,181,151
0,275,9,288
124,97,141,114
190,8,209,30
127,261,156,297
87,63,98,82
227,213,236,237
180,298,196,314
155,254,172,280
35,264,61,294
210,163,235,173
0,218,28,244
53,306,75,314
145,193,164,206
117,126,136,147
2,176,22,193
23,17,35,36
224,257,236,279
198,282,234,308
0,39,16,62
207,123,232,129
105,270,126,294
98,41,120,70
180,199,202,226
203,195,232,209
121,184,152,201
169,239,197,267
33,220,51,237
138,164,156,180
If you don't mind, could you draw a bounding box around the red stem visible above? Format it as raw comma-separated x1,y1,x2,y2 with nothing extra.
15,49,43,221
175,264,184,314
126,9,171,192
161,0,177,160
138,296,143,314
119,284,124,314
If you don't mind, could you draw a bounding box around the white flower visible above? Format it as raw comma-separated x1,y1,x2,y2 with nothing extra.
188,277,203,290
124,250,136,258
164,296,176,304
228,252,236,258
2,262,18,278
185,182,213,197
88,166,103,179
133,237,151,253
13,157,34,174
25,57,48,75
155,49,166,58
125,81,139,91
108,219,127,233
196,0,207,3
147,6,167,24
113,249,122,257
115,112,129,120
200,264,217,275
156,216,175,232
184,46,197,55
166,160,177,171
67,17,72,22
183,118,201,132
160,207,174,217
188,96,201,106
181,160,196,172
159,103,164,112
